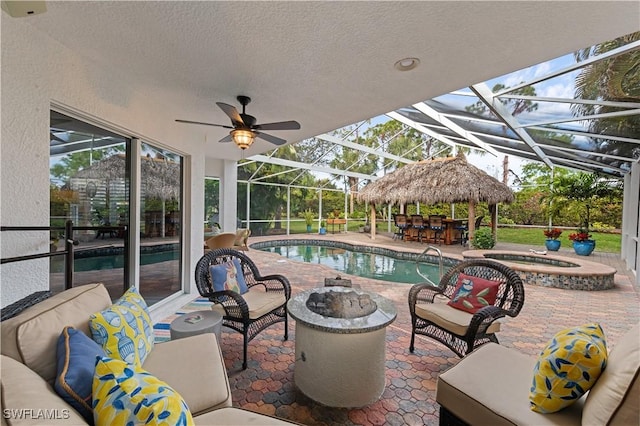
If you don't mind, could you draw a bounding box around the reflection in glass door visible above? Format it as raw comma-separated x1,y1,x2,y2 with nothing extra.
138,142,183,305
49,111,130,300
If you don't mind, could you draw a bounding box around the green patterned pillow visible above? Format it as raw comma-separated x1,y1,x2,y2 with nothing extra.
92,356,193,426
530,323,608,413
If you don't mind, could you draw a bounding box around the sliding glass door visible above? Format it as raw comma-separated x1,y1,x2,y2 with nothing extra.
49,111,184,305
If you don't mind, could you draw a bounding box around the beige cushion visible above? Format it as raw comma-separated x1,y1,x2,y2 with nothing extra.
194,407,298,425
582,323,640,426
1,283,111,383
415,302,501,336
0,355,88,425
436,343,583,426
212,289,285,320
142,333,232,415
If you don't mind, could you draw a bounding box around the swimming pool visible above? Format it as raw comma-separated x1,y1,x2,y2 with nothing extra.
253,240,455,284
50,249,179,273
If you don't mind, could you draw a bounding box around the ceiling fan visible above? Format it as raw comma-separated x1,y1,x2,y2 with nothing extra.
176,95,301,150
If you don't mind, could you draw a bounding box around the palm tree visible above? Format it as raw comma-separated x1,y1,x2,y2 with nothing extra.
572,32,640,168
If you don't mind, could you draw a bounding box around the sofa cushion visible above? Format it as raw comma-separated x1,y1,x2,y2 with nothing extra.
582,323,640,426
142,333,232,415
0,355,88,425
414,302,501,337
1,283,112,384
530,323,607,413
436,343,583,426
194,407,298,425
209,259,248,294
92,357,193,426
54,327,105,424
447,273,499,314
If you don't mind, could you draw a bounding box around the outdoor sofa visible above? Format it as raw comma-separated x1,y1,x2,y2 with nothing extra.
0,283,296,425
436,323,639,425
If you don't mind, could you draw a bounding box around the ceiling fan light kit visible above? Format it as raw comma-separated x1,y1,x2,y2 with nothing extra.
231,129,256,150
176,95,301,151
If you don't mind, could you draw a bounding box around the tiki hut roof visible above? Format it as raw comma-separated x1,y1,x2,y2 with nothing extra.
357,153,514,206
74,154,180,199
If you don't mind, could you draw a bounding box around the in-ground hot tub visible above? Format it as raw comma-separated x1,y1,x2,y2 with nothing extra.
287,287,397,407
462,250,616,290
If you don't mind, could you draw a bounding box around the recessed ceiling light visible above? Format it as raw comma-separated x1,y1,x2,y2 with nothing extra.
394,57,420,71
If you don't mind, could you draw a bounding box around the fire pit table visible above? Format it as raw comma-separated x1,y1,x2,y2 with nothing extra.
287,287,397,407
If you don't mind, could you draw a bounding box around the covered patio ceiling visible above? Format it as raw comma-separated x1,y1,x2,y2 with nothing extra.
247,33,640,186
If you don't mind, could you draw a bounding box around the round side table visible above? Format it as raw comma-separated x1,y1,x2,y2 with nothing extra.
170,310,223,344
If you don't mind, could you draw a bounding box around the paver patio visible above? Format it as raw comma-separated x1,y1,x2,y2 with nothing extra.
155,232,640,426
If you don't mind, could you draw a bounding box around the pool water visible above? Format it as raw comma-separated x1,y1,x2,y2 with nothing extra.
260,245,444,284
50,250,179,273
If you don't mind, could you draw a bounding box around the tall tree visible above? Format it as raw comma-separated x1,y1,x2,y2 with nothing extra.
572,32,640,169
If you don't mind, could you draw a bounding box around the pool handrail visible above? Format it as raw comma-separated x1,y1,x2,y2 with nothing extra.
416,245,443,285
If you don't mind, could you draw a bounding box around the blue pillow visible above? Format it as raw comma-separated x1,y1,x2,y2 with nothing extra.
209,258,248,294
54,326,106,424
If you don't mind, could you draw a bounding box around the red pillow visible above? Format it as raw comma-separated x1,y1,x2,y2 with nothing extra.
447,273,500,314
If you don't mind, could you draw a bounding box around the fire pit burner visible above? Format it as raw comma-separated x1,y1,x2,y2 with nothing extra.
306,290,377,318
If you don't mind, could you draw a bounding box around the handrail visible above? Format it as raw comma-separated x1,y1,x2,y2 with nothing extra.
1,220,74,289
415,245,443,286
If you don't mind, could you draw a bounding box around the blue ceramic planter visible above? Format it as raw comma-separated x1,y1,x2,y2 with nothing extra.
573,240,596,256
545,239,561,251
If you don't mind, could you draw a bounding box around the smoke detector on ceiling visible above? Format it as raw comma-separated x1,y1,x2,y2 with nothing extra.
1,1,46,17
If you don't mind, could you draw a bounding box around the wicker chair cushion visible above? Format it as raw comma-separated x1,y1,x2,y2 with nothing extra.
93,356,193,426
209,259,248,294
529,323,607,414
54,326,106,423
212,290,286,320
414,302,501,336
582,323,639,425
447,273,500,314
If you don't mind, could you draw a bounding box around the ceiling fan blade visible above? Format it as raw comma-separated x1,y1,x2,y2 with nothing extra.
253,120,301,131
175,119,233,129
216,102,245,127
256,132,286,145
219,134,233,143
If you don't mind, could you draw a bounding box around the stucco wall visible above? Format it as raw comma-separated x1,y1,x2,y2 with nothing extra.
1,15,207,307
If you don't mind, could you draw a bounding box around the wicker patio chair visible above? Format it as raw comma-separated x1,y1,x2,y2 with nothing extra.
195,248,290,369
408,259,524,357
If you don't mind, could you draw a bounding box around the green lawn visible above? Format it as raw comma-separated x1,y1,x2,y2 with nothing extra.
267,221,621,253
497,227,620,253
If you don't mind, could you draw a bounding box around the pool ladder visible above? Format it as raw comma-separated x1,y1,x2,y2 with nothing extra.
415,245,444,286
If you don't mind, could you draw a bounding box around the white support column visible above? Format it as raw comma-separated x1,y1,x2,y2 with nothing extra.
129,139,141,289
624,161,640,285
287,186,291,235
220,159,238,232
245,182,250,230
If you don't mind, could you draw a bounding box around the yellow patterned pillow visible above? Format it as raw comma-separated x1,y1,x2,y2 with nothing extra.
89,305,152,367
530,323,608,413
115,287,155,352
92,357,193,426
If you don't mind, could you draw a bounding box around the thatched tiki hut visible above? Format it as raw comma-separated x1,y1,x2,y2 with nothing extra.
74,154,181,237
357,153,514,241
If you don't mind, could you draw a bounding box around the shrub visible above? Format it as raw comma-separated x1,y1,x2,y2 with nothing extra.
472,227,495,249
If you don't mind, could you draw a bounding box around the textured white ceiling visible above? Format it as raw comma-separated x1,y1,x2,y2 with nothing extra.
22,1,640,160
